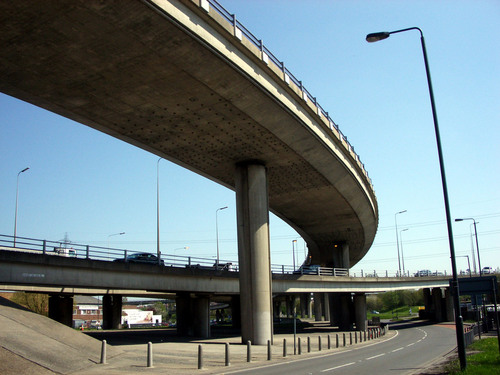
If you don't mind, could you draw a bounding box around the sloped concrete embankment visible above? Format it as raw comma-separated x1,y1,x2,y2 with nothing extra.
0,297,122,374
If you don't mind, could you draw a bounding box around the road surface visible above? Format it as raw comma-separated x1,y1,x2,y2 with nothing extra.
223,321,457,375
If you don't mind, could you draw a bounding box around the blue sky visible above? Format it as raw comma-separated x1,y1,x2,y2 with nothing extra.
1,0,498,276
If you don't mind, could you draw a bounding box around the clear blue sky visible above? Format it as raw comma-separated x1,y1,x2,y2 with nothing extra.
1,0,498,275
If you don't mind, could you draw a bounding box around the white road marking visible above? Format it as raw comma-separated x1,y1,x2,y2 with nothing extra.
321,362,356,372
366,353,385,360
391,347,404,352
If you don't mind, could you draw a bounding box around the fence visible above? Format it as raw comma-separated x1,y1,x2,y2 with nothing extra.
1,233,449,278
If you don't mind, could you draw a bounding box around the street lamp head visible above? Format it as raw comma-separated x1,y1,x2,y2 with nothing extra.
366,32,390,43
21,167,30,173
455,218,464,222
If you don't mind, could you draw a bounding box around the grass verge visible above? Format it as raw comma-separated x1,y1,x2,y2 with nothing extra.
445,337,500,374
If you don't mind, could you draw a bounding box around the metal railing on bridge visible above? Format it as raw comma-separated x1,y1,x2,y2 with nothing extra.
198,0,372,187
1,234,450,279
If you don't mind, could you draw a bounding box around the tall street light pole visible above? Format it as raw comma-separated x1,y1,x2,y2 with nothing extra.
366,27,466,370
400,228,408,276
157,157,163,264
292,239,297,271
394,210,407,276
455,218,481,276
14,167,30,247
215,206,228,268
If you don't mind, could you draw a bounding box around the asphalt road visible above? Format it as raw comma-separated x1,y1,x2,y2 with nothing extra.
222,321,457,375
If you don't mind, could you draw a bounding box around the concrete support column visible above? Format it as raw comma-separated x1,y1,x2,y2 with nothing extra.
432,288,443,322
323,293,331,321
341,243,350,269
286,295,294,318
313,293,323,321
423,288,432,319
193,295,210,338
102,294,122,330
444,288,454,322
300,294,308,318
338,293,353,330
176,292,192,336
231,295,241,329
48,294,73,327
353,293,367,331
235,162,273,345
329,293,340,327
273,298,281,319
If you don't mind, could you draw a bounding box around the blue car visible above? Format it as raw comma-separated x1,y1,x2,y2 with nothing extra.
114,252,164,265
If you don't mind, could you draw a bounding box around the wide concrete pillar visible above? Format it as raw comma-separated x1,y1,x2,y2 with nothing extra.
235,162,273,345
353,293,367,331
432,288,443,322
422,288,432,319
300,294,309,318
313,293,323,321
176,292,193,336
323,293,331,321
341,243,350,269
102,294,122,330
286,295,294,318
330,293,340,327
48,294,73,327
231,295,241,329
338,293,353,330
444,288,454,322
193,295,210,338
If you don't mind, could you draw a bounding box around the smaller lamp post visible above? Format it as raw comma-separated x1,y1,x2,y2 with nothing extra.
14,167,30,247
455,218,481,276
216,206,228,268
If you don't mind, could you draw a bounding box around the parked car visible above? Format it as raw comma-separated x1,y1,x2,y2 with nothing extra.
293,265,321,275
114,252,164,265
414,270,432,277
482,267,493,274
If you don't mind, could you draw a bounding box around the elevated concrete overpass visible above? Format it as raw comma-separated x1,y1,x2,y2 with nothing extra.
1,250,455,336
0,0,377,344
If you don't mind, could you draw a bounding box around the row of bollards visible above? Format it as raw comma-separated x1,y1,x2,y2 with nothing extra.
98,326,388,370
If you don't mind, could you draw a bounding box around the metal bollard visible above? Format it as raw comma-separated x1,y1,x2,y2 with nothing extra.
307,336,311,353
100,340,107,364
298,337,302,355
267,340,272,361
343,333,346,347
147,342,153,368
247,340,252,362
225,343,230,366
355,332,358,344
198,345,203,369
350,332,352,345
318,336,322,351
364,330,367,341
283,338,287,357
336,334,339,348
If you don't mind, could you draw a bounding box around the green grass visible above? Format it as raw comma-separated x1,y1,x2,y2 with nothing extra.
367,305,421,320
446,338,500,374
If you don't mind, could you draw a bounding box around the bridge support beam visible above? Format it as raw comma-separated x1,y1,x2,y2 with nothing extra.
337,293,353,330
176,293,211,338
314,293,323,321
423,288,432,319
353,293,367,331
300,293,309,318
432,288,444,322
102,294,122,330
444,288,454,322
235,162,273,345
48,294,73,327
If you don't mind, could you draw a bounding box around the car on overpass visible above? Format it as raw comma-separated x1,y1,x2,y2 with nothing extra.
415,270,432,277
114,252,164,266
